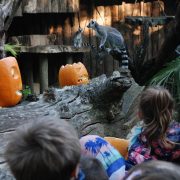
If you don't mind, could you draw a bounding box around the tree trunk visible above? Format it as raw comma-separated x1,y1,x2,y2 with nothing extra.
0,0,22,59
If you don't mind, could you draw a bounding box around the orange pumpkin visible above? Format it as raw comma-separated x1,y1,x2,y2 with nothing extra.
59,62,89,87
104,137,129,159
0,57,22,107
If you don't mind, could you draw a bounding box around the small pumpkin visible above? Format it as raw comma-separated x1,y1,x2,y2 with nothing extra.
0,57,22,107
104,137,129,159
59,62,89,87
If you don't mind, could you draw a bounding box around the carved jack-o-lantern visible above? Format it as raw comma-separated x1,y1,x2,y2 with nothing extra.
59,62,89,87
0,57,22,107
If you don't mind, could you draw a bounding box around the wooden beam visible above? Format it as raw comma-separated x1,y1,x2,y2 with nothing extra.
22,0,79,13
125,16,175,26
20,45,90,54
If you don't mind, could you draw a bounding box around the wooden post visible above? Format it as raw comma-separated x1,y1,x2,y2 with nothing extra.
104,6,112,26
140,1,144,16
96,6,104,76
39,54,48,93
120,1,125,20
111,5,119,23
63,17,72,45
66,55,73,64
24,56,34,93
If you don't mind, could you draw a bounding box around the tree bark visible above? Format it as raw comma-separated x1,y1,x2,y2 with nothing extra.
0,0,22,59
0,72,132,136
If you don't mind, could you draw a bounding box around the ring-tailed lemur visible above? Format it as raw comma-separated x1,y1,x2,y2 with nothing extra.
87,20,129,69
73,27,83,49
73,27,96,50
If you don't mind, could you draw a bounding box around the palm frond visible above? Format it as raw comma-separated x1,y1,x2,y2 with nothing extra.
149,56,180,102
150,57,180,85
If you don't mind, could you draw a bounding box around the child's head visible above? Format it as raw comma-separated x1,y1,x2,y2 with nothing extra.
80,156,108,180
124,160,180,180
5,117,81,180
138,87,174,143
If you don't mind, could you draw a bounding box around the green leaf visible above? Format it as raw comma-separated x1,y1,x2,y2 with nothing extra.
149,56,180,102
4,44,21,57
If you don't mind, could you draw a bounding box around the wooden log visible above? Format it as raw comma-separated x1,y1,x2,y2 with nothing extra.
39,54,48,93
0,70,132,136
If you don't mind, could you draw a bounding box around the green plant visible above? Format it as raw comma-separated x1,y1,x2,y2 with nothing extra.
149,56,180,120
22,86,32,99
149,56,180,101
4,43,21,57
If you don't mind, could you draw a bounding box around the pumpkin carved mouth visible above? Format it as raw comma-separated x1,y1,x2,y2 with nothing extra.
16,90,22,96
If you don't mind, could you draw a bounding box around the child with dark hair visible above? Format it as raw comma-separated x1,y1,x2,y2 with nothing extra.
124,160,180,180
5,117,81,180
127,87,180,166
80,156,108,180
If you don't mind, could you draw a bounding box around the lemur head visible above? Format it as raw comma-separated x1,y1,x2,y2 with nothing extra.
87,20,98,29
78,28,83,33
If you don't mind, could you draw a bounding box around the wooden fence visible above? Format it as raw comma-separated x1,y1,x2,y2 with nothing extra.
7,0,173,93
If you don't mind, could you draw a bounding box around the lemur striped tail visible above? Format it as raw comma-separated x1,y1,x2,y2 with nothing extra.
119,47,129,69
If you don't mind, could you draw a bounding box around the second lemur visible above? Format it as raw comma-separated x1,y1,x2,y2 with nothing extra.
87,20,129,69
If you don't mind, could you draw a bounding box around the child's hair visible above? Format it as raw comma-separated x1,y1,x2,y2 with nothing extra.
5,117,81,180
80,156,108,180
139,86,174,145
124,160,180,180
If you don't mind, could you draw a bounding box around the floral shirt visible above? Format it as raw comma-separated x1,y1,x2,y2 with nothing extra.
127,121,180,166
